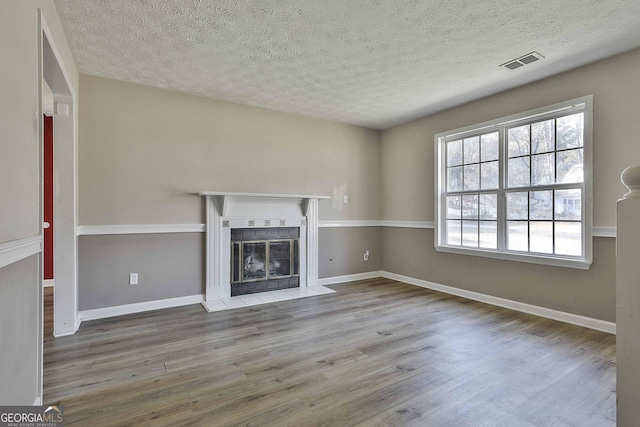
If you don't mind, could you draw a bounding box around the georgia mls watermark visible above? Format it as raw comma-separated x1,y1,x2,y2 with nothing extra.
0,406,63,427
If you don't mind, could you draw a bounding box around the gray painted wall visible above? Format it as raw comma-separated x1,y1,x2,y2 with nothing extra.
77,75,383,310
79,227,381,310
78,234,204,310
0,3,40,244
380,47,640,323
382,47,640,226
319,227,381,278
0,257,39,404
79,74,381,225
382,228,616,322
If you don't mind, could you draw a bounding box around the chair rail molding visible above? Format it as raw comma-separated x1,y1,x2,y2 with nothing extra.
76,224,205,235
0,236,42,269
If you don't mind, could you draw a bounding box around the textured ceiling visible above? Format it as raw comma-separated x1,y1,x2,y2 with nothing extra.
55,0,640,129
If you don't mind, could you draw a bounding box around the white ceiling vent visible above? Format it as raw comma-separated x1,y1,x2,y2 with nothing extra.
501,52,545,70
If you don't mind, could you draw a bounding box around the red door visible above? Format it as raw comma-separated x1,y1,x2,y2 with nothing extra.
44,115,54,280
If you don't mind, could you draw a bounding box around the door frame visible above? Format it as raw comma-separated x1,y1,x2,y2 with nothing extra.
37,7,79,401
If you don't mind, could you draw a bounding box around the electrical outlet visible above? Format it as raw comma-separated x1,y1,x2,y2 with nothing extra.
364,250,369,261
129,273,139,285
343,195,348,204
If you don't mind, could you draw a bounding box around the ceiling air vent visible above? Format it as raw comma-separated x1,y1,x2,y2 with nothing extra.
501,52,545,70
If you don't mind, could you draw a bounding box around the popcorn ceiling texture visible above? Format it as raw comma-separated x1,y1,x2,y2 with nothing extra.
55,0,640,129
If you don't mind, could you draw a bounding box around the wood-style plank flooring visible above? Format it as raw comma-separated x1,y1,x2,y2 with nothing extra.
43,279,616,426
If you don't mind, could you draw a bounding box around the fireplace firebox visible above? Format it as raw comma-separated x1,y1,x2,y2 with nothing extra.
230,227,300,296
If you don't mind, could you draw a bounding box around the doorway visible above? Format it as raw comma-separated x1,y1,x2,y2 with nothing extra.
41,19,77,340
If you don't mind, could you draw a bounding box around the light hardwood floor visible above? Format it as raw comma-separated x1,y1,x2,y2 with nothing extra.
43,279,616,426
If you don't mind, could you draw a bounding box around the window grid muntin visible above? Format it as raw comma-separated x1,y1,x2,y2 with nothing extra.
442,110,585,258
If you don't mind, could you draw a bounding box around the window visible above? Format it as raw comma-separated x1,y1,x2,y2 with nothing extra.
435,96,592,269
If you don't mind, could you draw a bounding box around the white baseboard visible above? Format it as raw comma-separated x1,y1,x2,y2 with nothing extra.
33,395,42,405
43,279,54,288
74,272,615,335
54,322,81,338
318,271,383,286
380,271,616,335
79,294,204,322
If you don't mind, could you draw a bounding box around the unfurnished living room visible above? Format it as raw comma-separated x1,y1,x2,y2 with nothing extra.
2,1,640,426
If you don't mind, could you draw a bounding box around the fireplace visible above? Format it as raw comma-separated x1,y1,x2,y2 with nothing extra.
231,227,300,296
198,192,330,311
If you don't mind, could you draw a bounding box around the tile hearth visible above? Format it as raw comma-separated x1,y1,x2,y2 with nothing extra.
201,285,335,313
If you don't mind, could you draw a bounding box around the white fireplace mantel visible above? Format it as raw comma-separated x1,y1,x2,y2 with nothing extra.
199,191,330,312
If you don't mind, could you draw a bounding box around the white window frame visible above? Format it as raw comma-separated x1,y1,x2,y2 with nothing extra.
434,95,593,270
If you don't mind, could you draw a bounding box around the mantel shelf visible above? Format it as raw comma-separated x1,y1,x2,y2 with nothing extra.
198,191,331,200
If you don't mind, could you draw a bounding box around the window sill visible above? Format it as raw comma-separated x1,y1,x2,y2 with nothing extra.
434,245,592,270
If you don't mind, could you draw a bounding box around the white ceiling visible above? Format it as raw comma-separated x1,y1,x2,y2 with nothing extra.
54,0,640,130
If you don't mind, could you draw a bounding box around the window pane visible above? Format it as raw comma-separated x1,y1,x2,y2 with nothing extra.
531,153,554,186
446,195,461,219
508,221,528,251
446,220,461,245
481,132,499,161
481,161,499,190
447,140,463,166
479,193,497,220
555,189,581,220
464,164,480,191
463,220,478,247
464,136,480,164
531,119,555,154
439,100,588,262
556,149,583,183
462,194,478,219
530,190,552,220
555,222,582,256
557,113,583,150
447,166,463,192
507,192,528,220
508,125,530,157
508,157,530,187
479,221,497,249
530,221,553,254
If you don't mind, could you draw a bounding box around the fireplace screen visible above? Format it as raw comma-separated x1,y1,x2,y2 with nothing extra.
230,227,300,295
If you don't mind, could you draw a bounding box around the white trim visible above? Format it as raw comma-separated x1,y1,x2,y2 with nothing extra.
76,224,205,235
78,294,204,321
199,191,330,199
593,226,616,238
74,222,615,239
381,271,616,334
318,271,383,285
318,220,435,228
54,328,78,338
435,245,592,270
43,279,54,288
33,396,42,406
434,95,595,269
306,198,319,286
319,220,382,227
381,220,435,229
0,236,42,269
